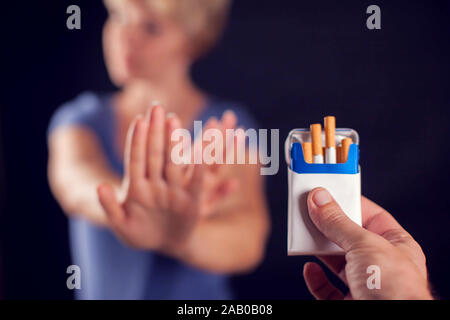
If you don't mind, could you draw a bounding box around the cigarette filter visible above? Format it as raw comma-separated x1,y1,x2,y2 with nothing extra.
310,123,324,164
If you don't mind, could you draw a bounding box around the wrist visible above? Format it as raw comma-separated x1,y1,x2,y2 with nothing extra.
158,220,202,262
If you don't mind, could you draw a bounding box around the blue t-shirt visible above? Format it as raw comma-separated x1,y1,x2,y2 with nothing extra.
47,91,258,300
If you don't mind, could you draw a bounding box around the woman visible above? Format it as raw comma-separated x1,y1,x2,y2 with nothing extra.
47,0,269,299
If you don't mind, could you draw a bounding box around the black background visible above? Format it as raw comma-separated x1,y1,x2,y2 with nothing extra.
1,0,449,299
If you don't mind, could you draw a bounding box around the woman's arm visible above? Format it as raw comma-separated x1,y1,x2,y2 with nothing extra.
47,126,121,227
180,161,270,273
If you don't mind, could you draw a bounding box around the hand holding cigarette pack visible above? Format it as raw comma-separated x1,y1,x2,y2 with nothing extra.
285,116,361,255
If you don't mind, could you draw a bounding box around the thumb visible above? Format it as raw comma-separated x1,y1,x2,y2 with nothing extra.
97,183,126,229
307,187,374,252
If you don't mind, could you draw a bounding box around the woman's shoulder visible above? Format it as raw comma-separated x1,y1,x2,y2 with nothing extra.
47,91,112,138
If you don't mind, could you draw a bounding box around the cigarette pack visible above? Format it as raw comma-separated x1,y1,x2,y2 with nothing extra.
285,128,362,255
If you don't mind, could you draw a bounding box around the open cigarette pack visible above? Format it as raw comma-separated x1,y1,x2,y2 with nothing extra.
285,117,362,255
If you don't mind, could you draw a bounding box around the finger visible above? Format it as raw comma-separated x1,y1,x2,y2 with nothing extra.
220,125,245,166
185,163,206,215
316,255,348,284
193,117,219,164
221,110,237,131
182,159,195,188
220,110,238,159
128,115,147,183
303,262,345,300
203,116,219,133
146,101,160,121
189,163,205,199
307,187,377,252
212,110,237,171
97,183,127,230
233,126,247,164
147,105,165,180
123,115,139,181
164,113,184,186
182,120,201,185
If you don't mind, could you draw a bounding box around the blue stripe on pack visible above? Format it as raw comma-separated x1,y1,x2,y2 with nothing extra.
290,142,359,174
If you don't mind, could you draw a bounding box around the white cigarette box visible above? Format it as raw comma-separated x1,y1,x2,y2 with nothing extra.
285,128,362,255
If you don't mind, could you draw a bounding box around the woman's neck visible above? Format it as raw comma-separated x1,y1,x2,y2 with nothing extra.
117,75,207,128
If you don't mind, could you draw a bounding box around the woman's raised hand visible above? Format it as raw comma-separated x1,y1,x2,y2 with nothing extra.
96,106,239,257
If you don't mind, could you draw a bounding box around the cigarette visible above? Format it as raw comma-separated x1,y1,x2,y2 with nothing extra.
310,123,324,163
302,142,313,163
341,138,352,163
336,145,342,163
324,116,336,164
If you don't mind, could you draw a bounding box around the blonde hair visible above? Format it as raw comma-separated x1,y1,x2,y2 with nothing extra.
145,0,231,58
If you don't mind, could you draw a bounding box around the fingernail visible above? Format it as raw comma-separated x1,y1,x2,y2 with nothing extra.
312,188,332,207
169,116,180,128
135,114,144,123
223,110,234,118
166,112,175,118
209,116,218,124
304,262,320,274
